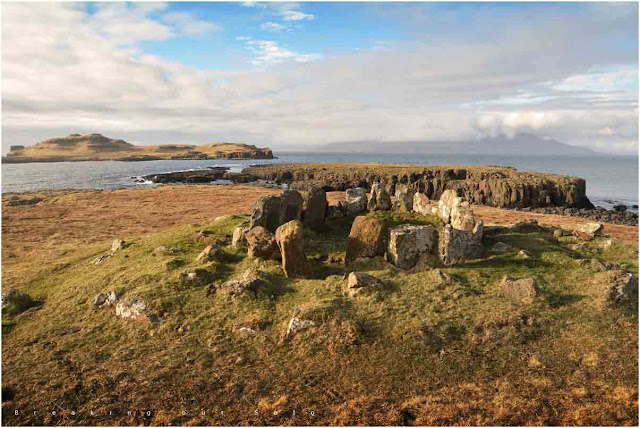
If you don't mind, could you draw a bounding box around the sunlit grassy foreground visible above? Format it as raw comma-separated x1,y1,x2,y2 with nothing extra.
2,212,638,426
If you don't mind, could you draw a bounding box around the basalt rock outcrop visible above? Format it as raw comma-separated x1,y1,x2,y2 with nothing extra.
244,163,593,209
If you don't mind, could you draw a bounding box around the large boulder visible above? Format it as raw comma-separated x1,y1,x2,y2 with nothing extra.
437,189,476,230
501,276,540,301
437,190,460,224
368,182,392,211
438,222,484,266
387,225,438,270
346,216,387,264
249,195,284,232
393,185,416,213
345,188,368,214
412,193,433,216
303,187,327,231
245,226,279,259
275,220,307,277
115,298,159,324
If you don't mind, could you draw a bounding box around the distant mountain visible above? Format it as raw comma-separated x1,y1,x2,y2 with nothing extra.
310,134,596,156
3,133,274,163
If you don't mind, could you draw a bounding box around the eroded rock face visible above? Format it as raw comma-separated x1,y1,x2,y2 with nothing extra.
393,185,416,213
345,188,368,214
93,291,118,308
413,193,432,216
115,298,159,324
245,164,592,209
346,216,387,264
501,276,540,300
275,220,307,277
438,222,484,266
245,226,279,259
303,187,327,231
232,226,249,248
387,225,438,270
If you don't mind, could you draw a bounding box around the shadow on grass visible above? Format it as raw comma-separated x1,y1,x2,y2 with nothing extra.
545,291,584,308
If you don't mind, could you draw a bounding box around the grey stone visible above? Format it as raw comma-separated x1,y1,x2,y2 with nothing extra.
438,222,484,266
93,291,118,308
232,226,249,248
303,187,327,230
245,226,279,259
387,224,438,270
115,298,159,324
501,276,540,300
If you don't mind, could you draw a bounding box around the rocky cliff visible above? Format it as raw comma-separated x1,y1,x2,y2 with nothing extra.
244,163,593,209
3,134,274,163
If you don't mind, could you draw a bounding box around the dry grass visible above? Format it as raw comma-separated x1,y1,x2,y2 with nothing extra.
1,186,638,426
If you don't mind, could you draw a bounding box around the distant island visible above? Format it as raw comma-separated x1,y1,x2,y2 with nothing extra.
2,133,274,163
293,133,597,157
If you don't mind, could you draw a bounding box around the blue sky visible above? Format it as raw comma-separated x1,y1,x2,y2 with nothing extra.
2,2,638,153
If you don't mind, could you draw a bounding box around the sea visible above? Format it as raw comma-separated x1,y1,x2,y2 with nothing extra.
2,152,638,212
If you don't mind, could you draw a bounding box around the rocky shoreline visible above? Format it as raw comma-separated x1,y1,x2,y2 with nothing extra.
138,163,639,226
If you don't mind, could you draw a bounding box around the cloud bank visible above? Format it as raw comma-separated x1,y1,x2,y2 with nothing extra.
2,2,637,154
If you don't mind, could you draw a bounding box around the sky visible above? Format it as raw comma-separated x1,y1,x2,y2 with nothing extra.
2,1,638,154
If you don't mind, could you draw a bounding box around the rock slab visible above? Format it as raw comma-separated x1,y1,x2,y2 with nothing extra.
387,224,438,269
346,216,387,264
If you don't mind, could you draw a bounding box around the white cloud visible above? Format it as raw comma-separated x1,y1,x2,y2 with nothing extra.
244,40,321,68
85,3,220,45
260,21,287,32
161,12,222,36
281,10,314,22
1,2,638,155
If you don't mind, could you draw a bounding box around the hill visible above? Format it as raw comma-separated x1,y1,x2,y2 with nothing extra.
314,134,596,156
3,134,274,163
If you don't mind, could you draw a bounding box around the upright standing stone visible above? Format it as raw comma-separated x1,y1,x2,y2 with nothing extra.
275,220,307,277
249,195,284,232
387,225,438,269
393,185,416,213
345,188,368,214
345,216,387,264
303,187,327,231
368,182,391,211
281,190,304,223
413,193,432,216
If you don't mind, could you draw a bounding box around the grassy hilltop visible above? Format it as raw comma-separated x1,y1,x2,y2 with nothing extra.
1,198,638,426
3,134,273,163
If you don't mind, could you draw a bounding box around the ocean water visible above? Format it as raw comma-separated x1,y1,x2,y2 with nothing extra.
2,153,637,211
